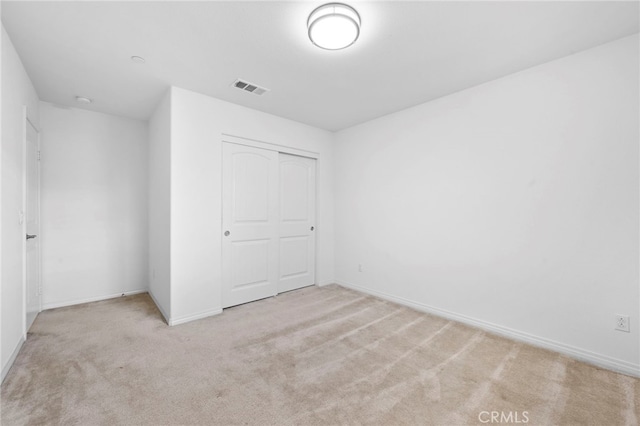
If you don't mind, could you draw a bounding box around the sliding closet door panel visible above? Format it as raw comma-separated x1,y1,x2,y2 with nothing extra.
278,153,316,293
222,143,279,308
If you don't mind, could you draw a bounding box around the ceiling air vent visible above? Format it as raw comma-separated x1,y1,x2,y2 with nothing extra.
233,79,269,96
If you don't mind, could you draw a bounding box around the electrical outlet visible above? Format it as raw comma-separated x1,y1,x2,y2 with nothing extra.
615,315,630,333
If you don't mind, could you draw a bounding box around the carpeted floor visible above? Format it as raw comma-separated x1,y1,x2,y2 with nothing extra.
1,284,638,425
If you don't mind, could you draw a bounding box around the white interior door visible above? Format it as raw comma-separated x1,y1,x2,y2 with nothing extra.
222,142,279,308
278,153,316,293
25,119,41,329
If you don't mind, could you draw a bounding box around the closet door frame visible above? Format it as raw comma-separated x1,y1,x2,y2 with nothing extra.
222,134,319,160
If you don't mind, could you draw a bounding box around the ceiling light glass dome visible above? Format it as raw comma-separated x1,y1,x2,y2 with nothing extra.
308,3,361,50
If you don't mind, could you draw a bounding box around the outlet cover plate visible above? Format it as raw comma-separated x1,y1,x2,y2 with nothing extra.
615,314,630,332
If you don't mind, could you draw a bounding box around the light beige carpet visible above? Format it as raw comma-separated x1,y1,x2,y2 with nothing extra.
1,285,638,425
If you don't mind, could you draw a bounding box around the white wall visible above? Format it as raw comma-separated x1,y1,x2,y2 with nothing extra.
334,34,639,375
148,90,171,321
168,87,334,324
1,25,40,380
39,102,148,308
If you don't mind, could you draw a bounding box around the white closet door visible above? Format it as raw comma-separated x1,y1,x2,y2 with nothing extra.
278,153,316,293
222,143,279,308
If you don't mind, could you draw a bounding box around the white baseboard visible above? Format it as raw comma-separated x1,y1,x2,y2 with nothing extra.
317,280,336,287
1,336,26,384
42,289,148,310
336,280,640,378
169,308,222,326
147,289,170,325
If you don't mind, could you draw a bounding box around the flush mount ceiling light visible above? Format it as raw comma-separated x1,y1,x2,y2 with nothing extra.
308,3,361,50
131,56,146,64
75,96,92,104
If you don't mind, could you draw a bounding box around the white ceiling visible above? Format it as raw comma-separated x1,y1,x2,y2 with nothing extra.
2,1,638,131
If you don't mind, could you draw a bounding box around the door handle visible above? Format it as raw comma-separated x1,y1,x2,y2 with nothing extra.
310,226,314,231
26,234,37,240
224,230,230,237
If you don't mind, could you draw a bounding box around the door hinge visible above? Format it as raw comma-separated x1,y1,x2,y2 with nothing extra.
37,151,41,161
